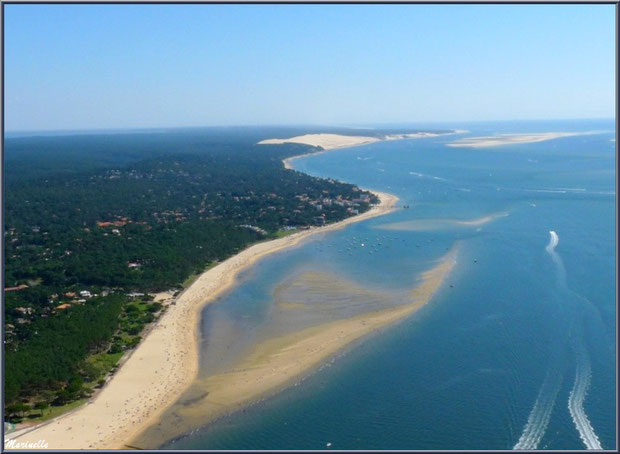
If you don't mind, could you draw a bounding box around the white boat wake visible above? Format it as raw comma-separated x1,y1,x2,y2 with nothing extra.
515,230,604,450
514,233,564,449
514,231,603,450
513,367,564,450
568,342,603,450
545,230,559,253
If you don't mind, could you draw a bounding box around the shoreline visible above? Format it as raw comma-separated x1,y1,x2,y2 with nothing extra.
8,156,399,449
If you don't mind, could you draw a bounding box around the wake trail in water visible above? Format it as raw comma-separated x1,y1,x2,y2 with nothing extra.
545,230,559,252
569,336,603,449
514,231,602,450
548,231,602,449
513,231,565,450
545,230,566,287
513,367,564,450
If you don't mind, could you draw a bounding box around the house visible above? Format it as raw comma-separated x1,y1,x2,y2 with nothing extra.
15,307,33,315
56,303,72,311
4,284,29,292
96,219,130,228
79,290,92,298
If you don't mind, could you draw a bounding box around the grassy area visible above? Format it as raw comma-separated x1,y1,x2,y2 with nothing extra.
181,261,218,288
85,351,124,379
21,398,88,424
6,298,166,426
8,352,126,426
273,228,299,238
182,273,200,288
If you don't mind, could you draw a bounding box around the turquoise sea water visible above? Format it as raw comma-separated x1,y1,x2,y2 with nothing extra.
163,121,616,450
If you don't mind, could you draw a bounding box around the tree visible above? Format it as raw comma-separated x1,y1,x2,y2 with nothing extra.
34,401,49,416
7,403,31,418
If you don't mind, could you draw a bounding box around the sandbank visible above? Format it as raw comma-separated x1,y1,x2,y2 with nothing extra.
377,211,509,232
447,131,596,148
130,246,459,449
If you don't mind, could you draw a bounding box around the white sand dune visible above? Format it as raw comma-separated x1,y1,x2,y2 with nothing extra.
258,133,381,150
259,132,456,169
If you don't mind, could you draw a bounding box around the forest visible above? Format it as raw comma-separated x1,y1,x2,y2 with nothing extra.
3,127,388,415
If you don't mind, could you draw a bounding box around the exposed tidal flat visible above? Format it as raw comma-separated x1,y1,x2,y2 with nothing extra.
134,247,458,449
162,121,615,450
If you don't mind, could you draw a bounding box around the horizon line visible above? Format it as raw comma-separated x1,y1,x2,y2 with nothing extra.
4,117,616,137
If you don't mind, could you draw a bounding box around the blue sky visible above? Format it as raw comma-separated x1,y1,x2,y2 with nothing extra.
3,4,616,131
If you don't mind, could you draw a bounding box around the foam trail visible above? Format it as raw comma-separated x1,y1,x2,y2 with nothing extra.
568,342,603,450
543,230,602,449
513,367,564,450
513,231,565,450
408,171,448,181
546,231,559,252
545,231,566,286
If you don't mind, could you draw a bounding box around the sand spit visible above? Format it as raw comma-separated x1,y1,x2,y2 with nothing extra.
377,211,509,232
130,247,459,449
7,191,398,451
447,131,597,148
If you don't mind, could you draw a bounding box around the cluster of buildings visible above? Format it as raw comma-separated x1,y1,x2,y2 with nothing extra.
239,224,268,235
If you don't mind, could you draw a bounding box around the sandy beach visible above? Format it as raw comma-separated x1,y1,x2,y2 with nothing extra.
447,131,594,148
7,188,398,450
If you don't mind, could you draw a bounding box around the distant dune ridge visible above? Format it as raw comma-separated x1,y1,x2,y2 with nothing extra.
258,131,459,151
259,131,460,169
258,133,381,150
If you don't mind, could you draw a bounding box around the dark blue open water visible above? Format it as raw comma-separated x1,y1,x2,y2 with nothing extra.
163,120,616,450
